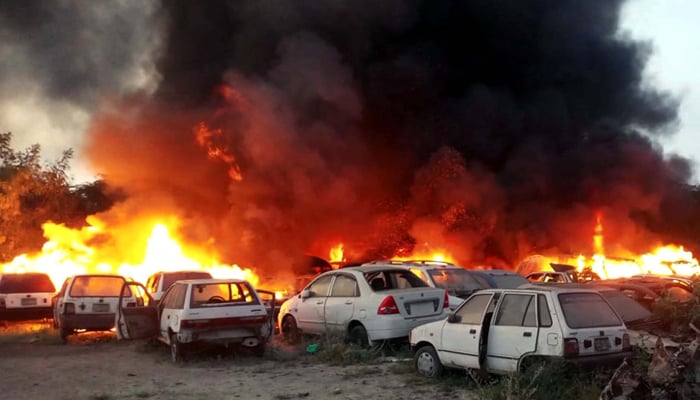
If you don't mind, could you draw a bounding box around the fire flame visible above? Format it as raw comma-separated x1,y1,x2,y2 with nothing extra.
329,243,346,264
391,249,457,265
0,216,260,292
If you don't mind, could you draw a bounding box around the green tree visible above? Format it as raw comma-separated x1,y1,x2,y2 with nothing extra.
0,132,120,261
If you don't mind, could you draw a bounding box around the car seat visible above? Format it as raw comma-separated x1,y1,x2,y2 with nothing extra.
370,278,386,291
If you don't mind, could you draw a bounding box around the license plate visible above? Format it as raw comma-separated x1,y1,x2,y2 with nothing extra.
594,338,611,351
92,303,110,312
21,298,37,306
406,302,434,316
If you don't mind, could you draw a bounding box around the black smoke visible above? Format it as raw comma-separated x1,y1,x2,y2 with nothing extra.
86,0,694,271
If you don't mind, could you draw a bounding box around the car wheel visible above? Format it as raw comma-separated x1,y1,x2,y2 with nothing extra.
281,316,299,344
414,345,444,378
170,333,186,363
348,324,370,347
59,327,71,343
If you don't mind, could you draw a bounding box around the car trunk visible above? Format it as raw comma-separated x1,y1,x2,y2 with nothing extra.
380,287,446,319
557,292,628,356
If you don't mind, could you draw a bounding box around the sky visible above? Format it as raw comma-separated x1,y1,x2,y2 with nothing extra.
1,0,698,184
621,0,700,182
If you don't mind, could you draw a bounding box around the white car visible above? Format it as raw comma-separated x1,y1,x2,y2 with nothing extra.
363,260,487,310
144,270,213,303
277,265,449,346
53,274,138,341
410,286,632,377
116,278,273,362
0,272,56,321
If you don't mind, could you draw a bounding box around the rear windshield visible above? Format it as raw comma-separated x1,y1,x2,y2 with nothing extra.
427,269,485,295
0,274,56,293
162,271,213,290
191,281,260,308
364,269,428,291
69,276,128,297
485,274,529,289
599,290,652,324
558,292,622,328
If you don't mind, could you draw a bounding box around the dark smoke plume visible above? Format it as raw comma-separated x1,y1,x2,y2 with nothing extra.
85,0,692,273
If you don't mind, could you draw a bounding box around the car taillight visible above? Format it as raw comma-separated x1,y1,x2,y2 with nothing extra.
377,296,399,315
563,338,579,356
622,333,630,351
443,291,449,309
64,302,75,314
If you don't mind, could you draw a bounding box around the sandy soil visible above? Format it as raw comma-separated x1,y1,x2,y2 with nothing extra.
0,321,477,400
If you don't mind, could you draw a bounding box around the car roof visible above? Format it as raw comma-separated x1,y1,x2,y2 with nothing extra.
474,287,604,295
153,270,213,276
175,278,250,285
469,269,521,276
71,274,127,279
342,264,435,273
360,260,459,268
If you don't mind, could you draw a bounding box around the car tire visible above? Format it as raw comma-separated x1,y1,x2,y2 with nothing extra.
414,345,443,378
59,327,71,343
170,333,186,363
281,316,300,344
348,324,370,347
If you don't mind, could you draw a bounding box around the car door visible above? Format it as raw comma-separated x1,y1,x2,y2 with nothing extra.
323,273,358,333
485,293,538,373
115,282,158,340
440,292,497,369
295,274,333,334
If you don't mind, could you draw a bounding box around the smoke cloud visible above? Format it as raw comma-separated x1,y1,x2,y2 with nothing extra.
82,0,691,273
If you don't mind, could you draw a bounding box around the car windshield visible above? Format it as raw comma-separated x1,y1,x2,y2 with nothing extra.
487,274,528,289
0,274,55,293
191,282,260,307
162,271,213,290
597,290,652,324
558,292,622,328
427,269,484,295
69,276,128,297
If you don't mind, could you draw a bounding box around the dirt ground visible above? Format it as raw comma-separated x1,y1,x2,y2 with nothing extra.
0,321,477,400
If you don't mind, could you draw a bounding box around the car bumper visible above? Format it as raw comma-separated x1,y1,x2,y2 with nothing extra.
363,312,448,342
0,307,53,321
60,313,116,331
566,350,633,369
177,325,264,345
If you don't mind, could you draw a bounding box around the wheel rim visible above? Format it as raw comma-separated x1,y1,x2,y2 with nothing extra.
416,351,436,376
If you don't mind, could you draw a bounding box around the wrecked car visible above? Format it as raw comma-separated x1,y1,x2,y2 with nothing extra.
278,265,449,347
373,260,488,310
410,286,632,377
53,274,139,342
115,278,274,362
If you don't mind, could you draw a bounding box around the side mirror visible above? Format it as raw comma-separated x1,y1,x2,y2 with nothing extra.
301,289,311,299
447,313,461,323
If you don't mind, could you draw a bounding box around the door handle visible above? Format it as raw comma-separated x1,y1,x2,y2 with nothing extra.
344,300,353,305
316,301,324,305
523,331,532,337
469,329,477,334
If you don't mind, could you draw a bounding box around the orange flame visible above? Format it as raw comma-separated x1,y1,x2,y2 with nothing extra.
0,216,259,291
329,243,346,264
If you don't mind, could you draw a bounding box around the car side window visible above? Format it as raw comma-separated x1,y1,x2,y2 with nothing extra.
163,284,186,309
455,294,492,324
495,294,536,326
330,275,358,297
538,294,553,327
527,273,543,282
308,275,333,297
